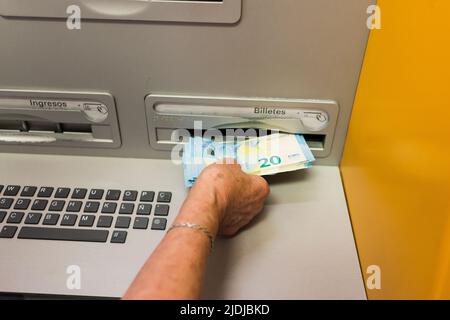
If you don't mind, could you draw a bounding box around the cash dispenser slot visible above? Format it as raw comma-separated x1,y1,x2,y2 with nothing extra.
145,94,338,158
156,127,326,151
0,120,93,134
0,119,25,131
27,121,60,133
0,90,121,148
303,134,326,151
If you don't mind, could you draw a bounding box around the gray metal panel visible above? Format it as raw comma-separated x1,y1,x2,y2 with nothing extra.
0,89,121,148
0,153,365,299
145,94,339,158
205,166,366,299
0,0,242,24
0,0,375,165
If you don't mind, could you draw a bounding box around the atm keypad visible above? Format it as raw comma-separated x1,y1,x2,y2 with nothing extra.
0,186,172,244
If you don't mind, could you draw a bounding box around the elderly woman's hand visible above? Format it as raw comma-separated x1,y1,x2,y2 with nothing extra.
188,159,270,236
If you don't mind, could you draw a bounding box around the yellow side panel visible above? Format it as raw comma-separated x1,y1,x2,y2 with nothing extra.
341,0,450,299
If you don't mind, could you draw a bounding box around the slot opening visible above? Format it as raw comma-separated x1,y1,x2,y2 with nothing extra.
0,120,26,132
60,123,92,134
303,134,326,151
156,128,326,151
27,121,59,133
0,120,94,135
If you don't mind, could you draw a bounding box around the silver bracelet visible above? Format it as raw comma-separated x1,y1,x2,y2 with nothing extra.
168,222,215,252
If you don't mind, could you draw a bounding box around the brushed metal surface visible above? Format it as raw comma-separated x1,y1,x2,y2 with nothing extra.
0,153,364,299
0,0,374,166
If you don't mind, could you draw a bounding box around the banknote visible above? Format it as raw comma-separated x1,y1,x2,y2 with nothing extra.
182,133,315,188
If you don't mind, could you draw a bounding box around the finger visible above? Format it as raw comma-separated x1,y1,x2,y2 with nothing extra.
251,175,270,196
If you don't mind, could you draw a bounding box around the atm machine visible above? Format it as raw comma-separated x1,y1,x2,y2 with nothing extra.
0,0,373,298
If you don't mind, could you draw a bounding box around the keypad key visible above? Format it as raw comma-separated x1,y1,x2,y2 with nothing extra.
21,186,37,197
119,203,134,215
4,185,20,196
157,192,172,203
7,212,25,224
24,212,42,225
154,204,170,216
0,226,18,238
38,187,54,198
84,201,100,213
151,218,167,231
55,188,71,199
0,211,6,223
115,217,131,229
0,198,14,209
43,213,60,226
133,217,149,230
49,200,66,212
14,198,31,210
31,199,48,211
123,190,138,201
67,201,82,212
111,230,127,244
72,188,87,199
106,189,121,201
137,203,152,215
89,189,104,200
101,202,117,214
140,191,155,202
61,214,78,227
97,216,113,228
18,227,109,243
79,215,96,227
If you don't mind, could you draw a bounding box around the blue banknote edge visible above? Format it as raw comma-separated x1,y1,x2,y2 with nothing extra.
295,134,316,162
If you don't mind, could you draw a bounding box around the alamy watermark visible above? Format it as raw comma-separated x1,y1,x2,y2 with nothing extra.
367,5,382,30
366,265,381,290
65,4,381,31
170,121,281,166
66,5,81,30
66,265,81,290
